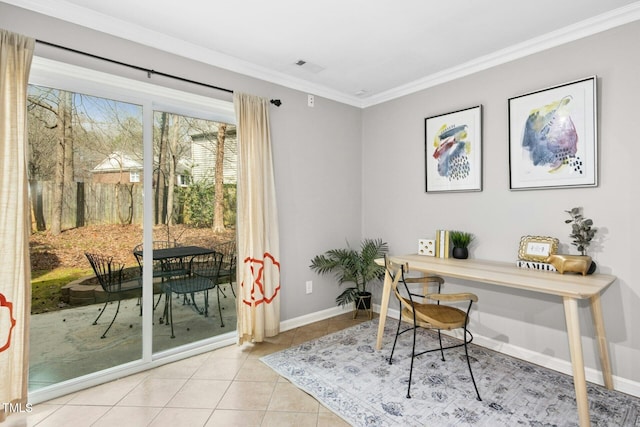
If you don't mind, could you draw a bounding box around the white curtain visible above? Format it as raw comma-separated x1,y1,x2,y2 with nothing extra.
234,92,280,343
0,29,34,422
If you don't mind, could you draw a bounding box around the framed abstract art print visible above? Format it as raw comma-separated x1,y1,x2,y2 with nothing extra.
425,105,482,193
508,76,597,190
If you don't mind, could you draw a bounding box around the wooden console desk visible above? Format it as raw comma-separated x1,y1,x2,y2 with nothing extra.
375,254,616,427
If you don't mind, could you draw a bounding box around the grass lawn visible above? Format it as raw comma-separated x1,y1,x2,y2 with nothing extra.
31,267,92,314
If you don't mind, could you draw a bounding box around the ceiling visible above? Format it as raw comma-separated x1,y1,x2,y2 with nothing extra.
5,0,640,107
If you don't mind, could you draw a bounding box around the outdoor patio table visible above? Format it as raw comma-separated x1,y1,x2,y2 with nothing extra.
133,245,216,322
133,245,215,260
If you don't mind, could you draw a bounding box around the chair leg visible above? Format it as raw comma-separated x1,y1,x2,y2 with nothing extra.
215,285,225,327
100,298,121,339
93,299,110,326
388,312,402,365
464,328,482,401
437,330,446,361
168,292,176,339
407,323,417,399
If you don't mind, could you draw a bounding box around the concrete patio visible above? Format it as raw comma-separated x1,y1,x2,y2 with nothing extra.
29,284,237,391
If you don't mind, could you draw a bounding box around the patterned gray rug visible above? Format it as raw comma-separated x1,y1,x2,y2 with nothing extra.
261,318,640,426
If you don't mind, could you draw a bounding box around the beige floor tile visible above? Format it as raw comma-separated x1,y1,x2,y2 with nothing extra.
147,407,212,427
234,358,280,382
34,405,110,427
193,357,244,380
317,410,351,426
261,411,318,427
148,353,209,379
246,342,290,358
208,343,252,360
216,381,275,411
66,374,145,406
267,382,319,412
204,409,265,427
1,404,62,427
118,377,187,407
166,379,231,408
91,405,162,427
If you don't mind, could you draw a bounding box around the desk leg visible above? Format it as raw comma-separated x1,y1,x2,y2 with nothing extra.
376,270,392,350
590,293,614,390
563,297,591,427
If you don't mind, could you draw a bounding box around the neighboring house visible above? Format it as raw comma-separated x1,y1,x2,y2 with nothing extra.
190,130,237,185
91,151,191,187
90,151,143,184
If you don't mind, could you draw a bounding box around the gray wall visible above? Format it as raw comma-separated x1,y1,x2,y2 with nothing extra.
0,3,363,321
362,21,639,386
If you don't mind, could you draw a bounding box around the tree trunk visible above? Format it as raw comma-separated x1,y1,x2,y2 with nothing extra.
51,91,73,235
166,116,179,225
155,112,169,225
213,123,227,232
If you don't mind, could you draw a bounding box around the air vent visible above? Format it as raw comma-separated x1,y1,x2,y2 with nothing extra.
293,59,325,74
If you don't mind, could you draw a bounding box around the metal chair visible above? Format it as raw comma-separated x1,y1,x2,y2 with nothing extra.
85,252,143,339
385,255,481,400
214,240,237,298
133,240,188,318
162,251,224,338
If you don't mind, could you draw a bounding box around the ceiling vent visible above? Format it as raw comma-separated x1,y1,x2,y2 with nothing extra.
294,59,325,74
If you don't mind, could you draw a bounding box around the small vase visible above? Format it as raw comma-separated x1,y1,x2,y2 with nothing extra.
452,247,468,259
587,260,597,275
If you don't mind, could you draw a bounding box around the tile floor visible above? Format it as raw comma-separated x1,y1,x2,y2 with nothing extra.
5,312,372,427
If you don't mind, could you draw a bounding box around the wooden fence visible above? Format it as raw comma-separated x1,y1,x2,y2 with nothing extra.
30,181,144,231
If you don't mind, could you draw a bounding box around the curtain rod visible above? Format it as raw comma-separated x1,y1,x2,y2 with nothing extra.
36,39,282,106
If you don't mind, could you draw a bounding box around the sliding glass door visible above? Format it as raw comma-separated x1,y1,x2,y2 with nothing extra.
26,57,237,398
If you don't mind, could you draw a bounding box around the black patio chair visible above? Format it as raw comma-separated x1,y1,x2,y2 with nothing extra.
162,251,224,338
214,240,237,298
85,252,143,339
133,240,188,319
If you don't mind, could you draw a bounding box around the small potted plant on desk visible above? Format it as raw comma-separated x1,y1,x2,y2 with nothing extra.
565,206,598,274
309,238,388,314
450,231,474,259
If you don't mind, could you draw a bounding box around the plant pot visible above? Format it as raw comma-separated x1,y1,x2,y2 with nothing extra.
355,291,372,310
452,247,468,259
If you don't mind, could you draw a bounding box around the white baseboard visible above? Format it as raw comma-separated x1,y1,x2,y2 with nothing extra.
369,303,640,399
280,305,352,332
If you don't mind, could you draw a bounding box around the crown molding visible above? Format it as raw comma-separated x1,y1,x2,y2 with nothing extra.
5,0,640,109
360,2,640,108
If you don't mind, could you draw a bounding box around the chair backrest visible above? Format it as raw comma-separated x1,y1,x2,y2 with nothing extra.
190,251,224,281
215,240,237,281
384,255,477,330
384,255,411,305
166,252,224,294
85,252,124,293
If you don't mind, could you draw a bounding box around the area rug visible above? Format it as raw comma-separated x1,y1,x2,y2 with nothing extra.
261,319,640,426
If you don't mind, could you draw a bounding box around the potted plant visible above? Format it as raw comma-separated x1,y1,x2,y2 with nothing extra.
450,231,474,259
565,207,598,274
309,238,388,309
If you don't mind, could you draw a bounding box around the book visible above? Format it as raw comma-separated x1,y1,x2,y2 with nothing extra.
515,260,557,271
435,229,450,258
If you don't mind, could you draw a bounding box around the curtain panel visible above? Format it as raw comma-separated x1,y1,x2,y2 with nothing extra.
0,29,34,422
234,92,281,344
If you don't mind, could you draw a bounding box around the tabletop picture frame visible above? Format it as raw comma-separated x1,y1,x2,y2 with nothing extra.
518,235,559,262
508,76,597,190
425,105,482,193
